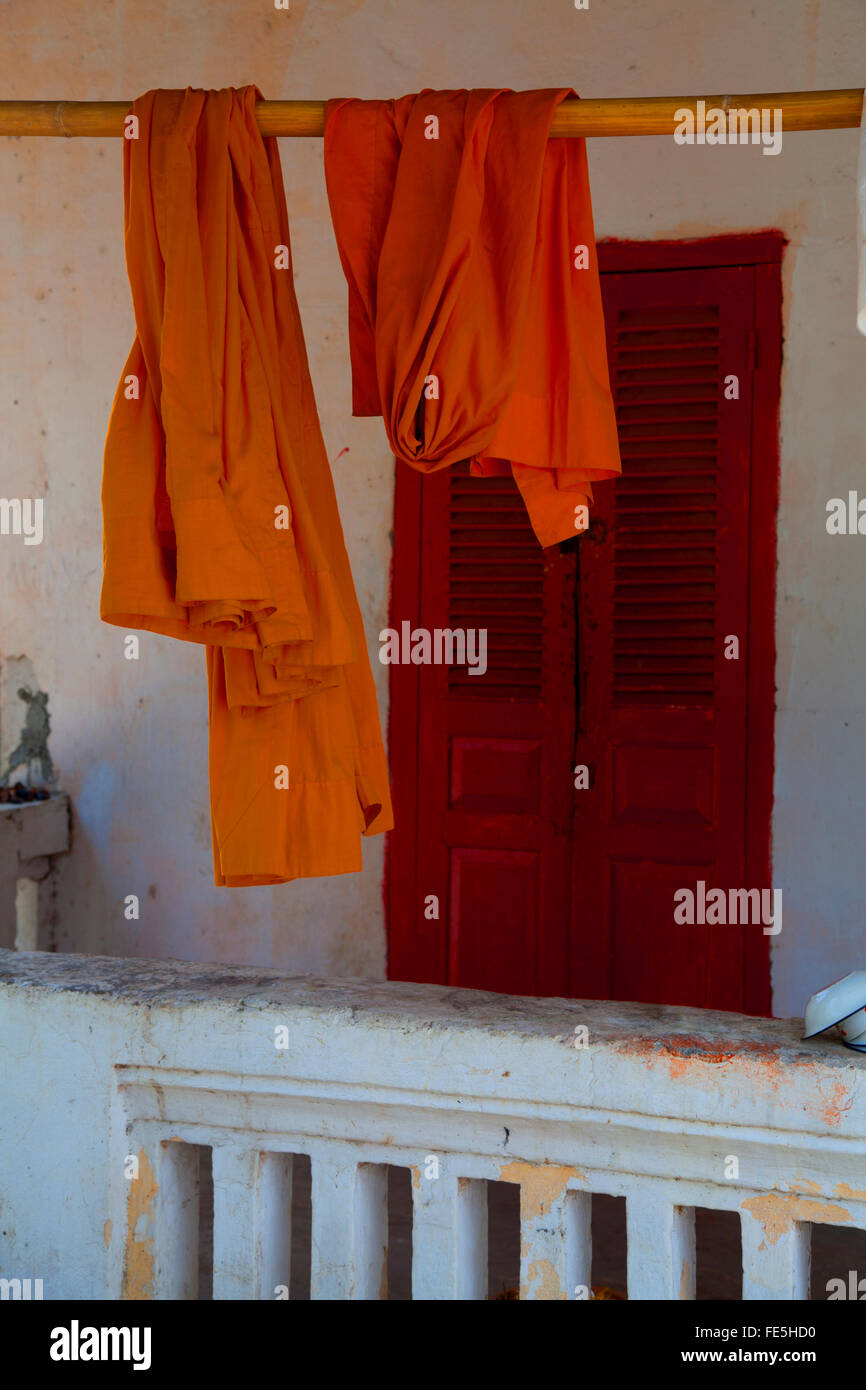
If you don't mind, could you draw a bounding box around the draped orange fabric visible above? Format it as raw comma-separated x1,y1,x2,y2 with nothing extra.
100,86,393,886
324,88,622,548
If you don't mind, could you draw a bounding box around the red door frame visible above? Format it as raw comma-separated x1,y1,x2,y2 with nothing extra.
386,231,784,1017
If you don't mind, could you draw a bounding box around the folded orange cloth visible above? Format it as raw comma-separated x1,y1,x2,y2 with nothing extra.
101,86,393,885
324,88,622,548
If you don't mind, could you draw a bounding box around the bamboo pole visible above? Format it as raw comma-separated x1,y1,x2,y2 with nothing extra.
0,89,861,139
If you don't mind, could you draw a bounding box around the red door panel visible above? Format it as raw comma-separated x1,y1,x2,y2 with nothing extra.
388,463,576,995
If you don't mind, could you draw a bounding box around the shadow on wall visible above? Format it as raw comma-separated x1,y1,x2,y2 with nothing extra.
0,656,56,790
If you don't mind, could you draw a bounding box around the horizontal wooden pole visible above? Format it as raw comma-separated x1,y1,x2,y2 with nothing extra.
0,90,861,138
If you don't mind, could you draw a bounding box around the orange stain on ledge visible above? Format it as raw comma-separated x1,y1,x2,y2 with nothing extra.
621,1036,854,1128
623,1034,782,1083
815,1078,854,1128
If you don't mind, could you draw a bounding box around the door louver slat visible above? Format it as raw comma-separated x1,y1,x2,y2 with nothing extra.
611,304,721,707
447,463,545,700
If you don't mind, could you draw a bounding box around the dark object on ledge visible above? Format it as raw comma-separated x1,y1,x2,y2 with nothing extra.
0,782,51,805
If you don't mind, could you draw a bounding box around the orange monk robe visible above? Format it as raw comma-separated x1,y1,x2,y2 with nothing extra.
324,89,622,548
100,87,392,886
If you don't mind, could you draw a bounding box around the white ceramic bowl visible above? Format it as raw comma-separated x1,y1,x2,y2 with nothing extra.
838,1009,866,1043
803,971,866,1040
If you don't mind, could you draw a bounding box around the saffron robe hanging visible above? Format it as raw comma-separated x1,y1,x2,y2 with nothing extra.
101,86,393,885
323,87,622,548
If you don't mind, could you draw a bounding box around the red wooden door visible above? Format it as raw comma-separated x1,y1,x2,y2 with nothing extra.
387,238,779,1013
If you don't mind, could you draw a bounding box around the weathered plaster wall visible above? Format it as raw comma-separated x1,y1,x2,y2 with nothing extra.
0,1,864,1008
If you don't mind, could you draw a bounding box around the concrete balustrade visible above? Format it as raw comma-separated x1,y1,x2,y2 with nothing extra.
0,949,864,1300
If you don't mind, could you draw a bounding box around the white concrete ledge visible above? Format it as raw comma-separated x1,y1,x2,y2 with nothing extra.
0,949,864,1300
0,794,70,948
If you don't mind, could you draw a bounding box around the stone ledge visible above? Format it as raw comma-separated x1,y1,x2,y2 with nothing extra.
0,943,844,1070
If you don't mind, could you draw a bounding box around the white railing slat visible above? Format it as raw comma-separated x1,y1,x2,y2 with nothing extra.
152,1140,199,1300
258,1152,294,1299
627,1193,696,1299
212,1146,292,1299
412,1172,487,1300
212,1146,260,1299
310,1156,388,1299
741,1209,810,1299
520,1182,591,1300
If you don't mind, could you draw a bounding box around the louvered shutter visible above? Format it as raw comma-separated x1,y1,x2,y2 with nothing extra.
575,265,754,1010
447,468,545,701
612,304,721,708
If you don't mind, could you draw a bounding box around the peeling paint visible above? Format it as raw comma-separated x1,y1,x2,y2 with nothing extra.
501,1162,585,1301
524,1256,566,1301
741,1192,852,1246
833,1182,866,1202
121,1149,157,1300
102,1218,112,1249
499,1161,585,1216
789,1178,821,1195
